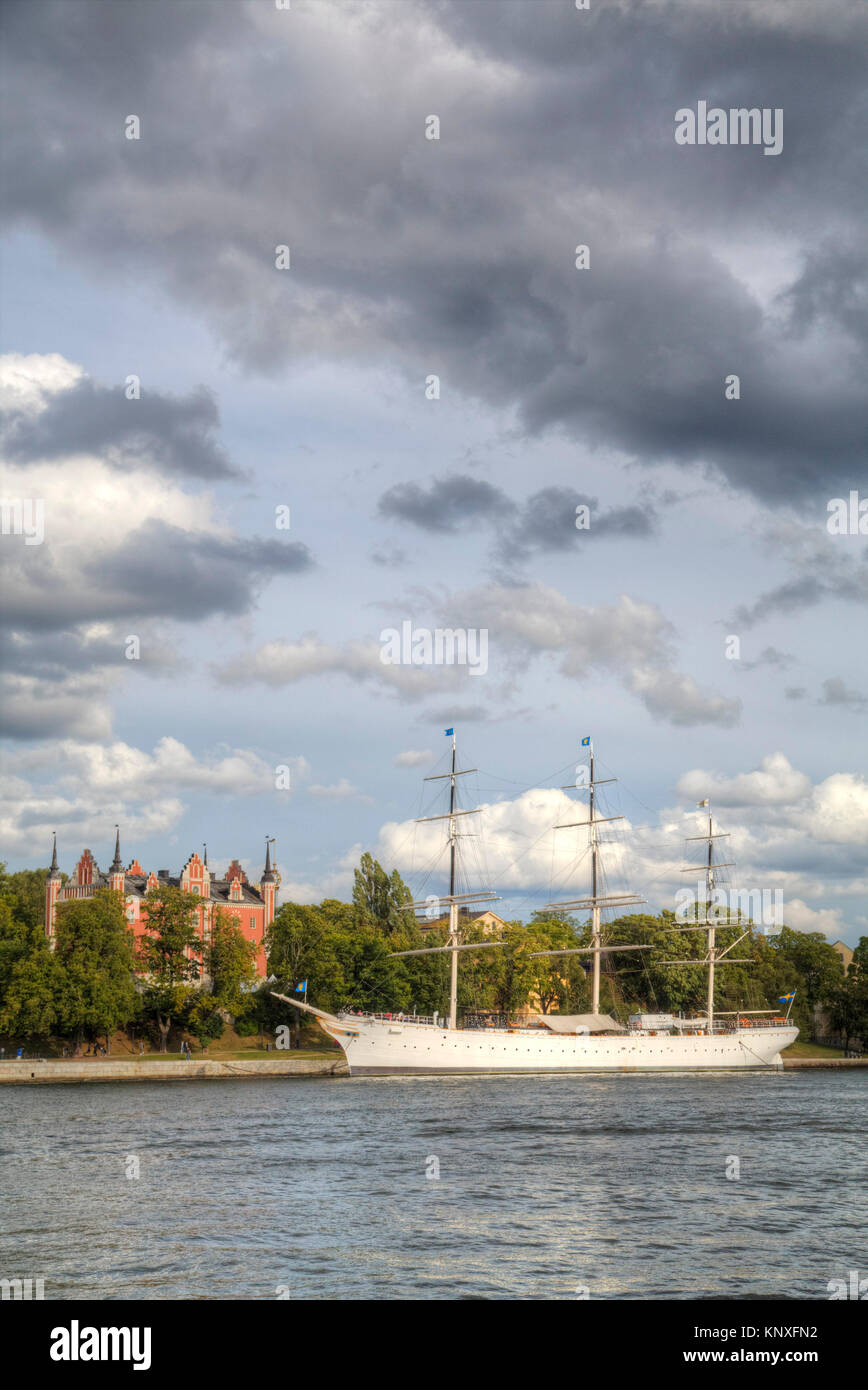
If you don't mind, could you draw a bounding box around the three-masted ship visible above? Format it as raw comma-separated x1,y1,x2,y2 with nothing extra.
274,734,797,1074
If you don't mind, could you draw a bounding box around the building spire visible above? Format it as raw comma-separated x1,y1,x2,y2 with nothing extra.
261,837,275,883
49,832,60,878
203,842,208,869
111,825,123,873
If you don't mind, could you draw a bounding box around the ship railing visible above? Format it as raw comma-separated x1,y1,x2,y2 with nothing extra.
647,1017,793,1036
338,1010,441,1027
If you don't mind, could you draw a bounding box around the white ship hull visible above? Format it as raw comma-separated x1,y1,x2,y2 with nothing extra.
320,1016,798,1075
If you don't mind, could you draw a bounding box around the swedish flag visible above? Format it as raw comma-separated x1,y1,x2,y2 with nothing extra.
581,736,590,746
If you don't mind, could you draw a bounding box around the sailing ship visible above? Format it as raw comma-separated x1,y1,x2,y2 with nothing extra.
273,735,798,1074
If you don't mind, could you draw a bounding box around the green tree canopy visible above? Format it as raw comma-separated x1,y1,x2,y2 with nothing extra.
138,883,204,1051
206,908,257,1012
352,852,413,934
53,889,139,1046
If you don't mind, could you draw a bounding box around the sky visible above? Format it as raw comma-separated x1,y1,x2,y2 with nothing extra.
1,0,866,943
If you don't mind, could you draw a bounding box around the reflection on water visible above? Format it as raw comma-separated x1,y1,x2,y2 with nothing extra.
0,1071,864,1299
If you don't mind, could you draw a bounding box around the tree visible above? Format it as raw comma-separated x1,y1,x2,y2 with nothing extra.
266,902,347,1041
206,909,257,1013
850,937,868,977
0,901,34,1003
138,884,204,1052
771,927,844,1011
53,890,139,1048
352,853,413,934
519,918,591,1014
825,974,868,1054
332,923,410,1013
0,941,66,1039
0,863,61,934
187,996,225,1051
267,903,344,1002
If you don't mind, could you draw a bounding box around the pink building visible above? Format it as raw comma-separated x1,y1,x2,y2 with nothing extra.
45,832,277,977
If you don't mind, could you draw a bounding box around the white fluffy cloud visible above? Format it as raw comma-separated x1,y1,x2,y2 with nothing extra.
676,752,813,806
214,632,481,700
782,899,845,938
215,583,740,726
0,351,84,412
808,773,868,846
0,737,306,856
366,753,868,938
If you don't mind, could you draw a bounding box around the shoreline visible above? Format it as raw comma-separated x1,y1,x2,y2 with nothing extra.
0,1055,349,1083
780,1056,866,1069
0,1055,864,1083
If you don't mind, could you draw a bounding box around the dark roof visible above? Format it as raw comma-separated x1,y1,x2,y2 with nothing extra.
209,880,265,905
118,874,264,905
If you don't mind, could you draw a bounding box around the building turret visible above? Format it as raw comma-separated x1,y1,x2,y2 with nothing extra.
260,838,277,928
45,833,62,941
109,826,125,893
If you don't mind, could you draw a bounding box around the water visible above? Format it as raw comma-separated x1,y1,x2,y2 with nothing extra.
1,1072,864,1299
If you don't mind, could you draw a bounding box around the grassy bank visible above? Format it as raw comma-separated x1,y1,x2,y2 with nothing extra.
0,1021,339,1060
781,1039,845,1058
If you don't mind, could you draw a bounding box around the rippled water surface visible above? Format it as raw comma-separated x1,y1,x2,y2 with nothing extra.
1,1072,864,1299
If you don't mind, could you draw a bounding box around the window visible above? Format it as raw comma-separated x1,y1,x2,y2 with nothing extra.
249,916,256,931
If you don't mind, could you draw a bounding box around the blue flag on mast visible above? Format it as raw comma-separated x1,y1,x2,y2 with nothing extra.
581,736,590,746
445,727,454,736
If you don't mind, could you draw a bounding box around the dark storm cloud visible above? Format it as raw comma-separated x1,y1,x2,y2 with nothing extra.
0,626,176,680
1,379,235,479
377,475,656,554
508,487,656,556
82,525,315,623
732,551,868,627
378,474,515,532
2,0,867,503
1,521,314,631
0,680,112,740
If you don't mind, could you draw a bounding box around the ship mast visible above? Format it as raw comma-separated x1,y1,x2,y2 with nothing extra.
660,802,753,1030
448,732,459,1028
589,744,599,1011
704,807,715,1031
542,738,647,1008
389,730,502,1027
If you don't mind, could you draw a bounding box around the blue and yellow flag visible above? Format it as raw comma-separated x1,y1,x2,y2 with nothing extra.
777,992,795,1004
445,727,454,736
581,736,591,747
295,981,307,993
